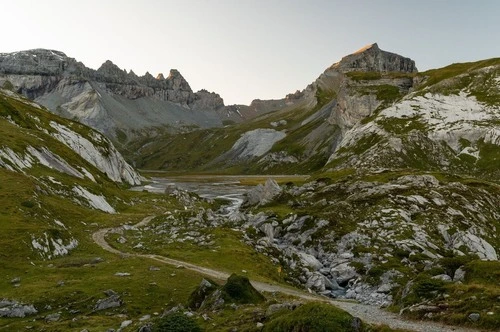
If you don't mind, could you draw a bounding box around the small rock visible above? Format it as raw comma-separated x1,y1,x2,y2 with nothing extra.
10,277,21,284
468,313,480,322
114,272,131,277
432,274,452,282
117,236,127,244
453,267,466,282
120,320,132,329
138,325,152,332
139,314,151,321
149,266,160,271
256,322,264,328
45,313,60,322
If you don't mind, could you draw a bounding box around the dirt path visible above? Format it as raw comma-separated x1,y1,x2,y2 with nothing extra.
92,216,478,332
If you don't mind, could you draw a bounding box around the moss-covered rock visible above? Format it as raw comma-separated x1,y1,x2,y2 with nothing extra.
221,274,265,304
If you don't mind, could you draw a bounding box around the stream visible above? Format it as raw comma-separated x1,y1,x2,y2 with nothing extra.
131,175,255,213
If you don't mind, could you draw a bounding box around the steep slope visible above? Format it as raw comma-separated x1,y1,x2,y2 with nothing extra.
328,58,500,180
130,43,417,173
0,88,142,262
0,49,226,142
241,170,499,329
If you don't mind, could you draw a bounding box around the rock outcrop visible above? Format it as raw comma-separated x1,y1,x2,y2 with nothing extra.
0,49,226,140
329,43,417,73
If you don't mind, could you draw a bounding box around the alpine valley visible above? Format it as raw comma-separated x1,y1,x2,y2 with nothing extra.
0,44,498,331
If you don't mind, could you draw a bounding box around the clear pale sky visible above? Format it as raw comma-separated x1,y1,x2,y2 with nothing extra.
2,0,499,105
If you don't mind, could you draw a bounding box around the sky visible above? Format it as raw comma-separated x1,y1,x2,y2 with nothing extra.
2,0,500,105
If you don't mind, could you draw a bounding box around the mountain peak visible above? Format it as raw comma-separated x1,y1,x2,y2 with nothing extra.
330,43,417,73
352,43,379,55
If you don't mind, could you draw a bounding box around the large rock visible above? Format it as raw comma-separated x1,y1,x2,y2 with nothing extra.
0,300,38,318
330,262,359,285
243,178,282,207
298,252,323,271
306,272,340,292
94,292,122,311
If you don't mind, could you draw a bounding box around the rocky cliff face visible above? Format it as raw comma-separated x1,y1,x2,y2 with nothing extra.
0,49,226,140
0,88,141,186
329,43,417,73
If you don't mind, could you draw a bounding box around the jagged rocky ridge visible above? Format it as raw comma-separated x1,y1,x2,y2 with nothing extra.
131,44,500,180
130,43,421,171
0,49,229,140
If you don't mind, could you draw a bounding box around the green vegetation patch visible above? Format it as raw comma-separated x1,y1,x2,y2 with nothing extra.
377,116,427,135
154,312,202,332
264,302,361,332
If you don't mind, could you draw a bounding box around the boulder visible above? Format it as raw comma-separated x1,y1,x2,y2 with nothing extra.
0,300,37,318
298,252,323,271
453,267,466,282
468,313,480,322
243,179,282,207
94,293,122,311
330,262,358,285
188,278,217,310
306,272,340,292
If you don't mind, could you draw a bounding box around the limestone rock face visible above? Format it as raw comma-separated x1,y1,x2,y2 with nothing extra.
0,49,223,140
330,43,417,73
0,49,68,75
192,89,225,111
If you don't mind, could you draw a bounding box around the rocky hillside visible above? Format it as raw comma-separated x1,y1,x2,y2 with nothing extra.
0,49,230,142
328,58,500,179
129,45,500,181
240,171,499,329
0,88,142,261
128,44,419,172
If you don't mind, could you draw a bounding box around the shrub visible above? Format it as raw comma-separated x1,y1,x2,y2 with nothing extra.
21,200,35,208
439,254,476,277
414,278,446,299
154,312,201,332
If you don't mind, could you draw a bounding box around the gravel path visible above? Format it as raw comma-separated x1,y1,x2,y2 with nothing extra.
92,216,480,332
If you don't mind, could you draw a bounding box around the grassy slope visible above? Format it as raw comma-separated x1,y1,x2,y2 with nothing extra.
0,92,298,331
126,88,337,174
